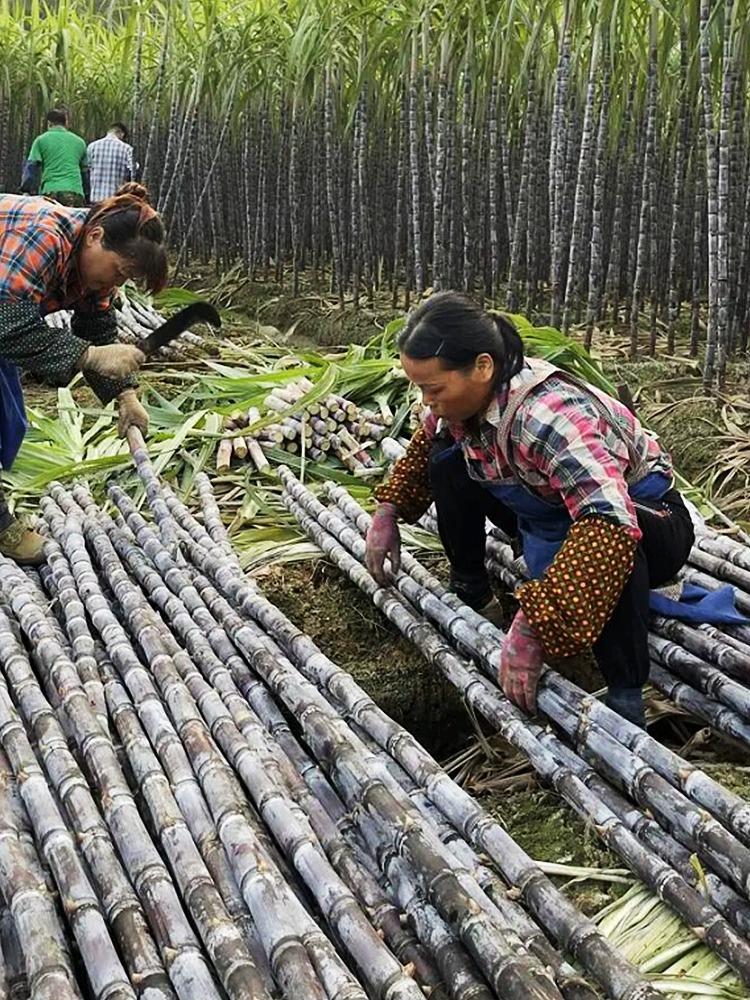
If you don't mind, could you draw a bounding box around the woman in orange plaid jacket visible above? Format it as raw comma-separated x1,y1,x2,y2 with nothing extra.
0,182,166,564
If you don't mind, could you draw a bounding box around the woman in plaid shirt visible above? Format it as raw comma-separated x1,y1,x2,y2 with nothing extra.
366,292,694,727
0,181,166,565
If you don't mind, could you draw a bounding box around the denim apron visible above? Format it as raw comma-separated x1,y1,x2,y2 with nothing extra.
481,473,671,580
0,361,27,471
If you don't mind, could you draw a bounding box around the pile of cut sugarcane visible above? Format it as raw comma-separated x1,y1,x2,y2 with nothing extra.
44,284,206,359
216,376,397,476
281,467,750,993
0,439,666,1000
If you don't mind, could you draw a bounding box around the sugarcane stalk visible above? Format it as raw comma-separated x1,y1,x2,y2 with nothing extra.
263,395,293,414
193,472,237,561
232,436,248,460
387,856,495,1000
648,660,750,749
31,550,108,733
683,566,750,616
0,598,138,1000
245,406,263,432
245,437,270,472
310,431,332,451
0,745,80,1000
258,424,285,444
693,529,750,572
688,547,750,595
651,616,750,682
648,633,750,721
0,901,28,1000
216,438,234,472
44,493,343,1000
127,430,180,559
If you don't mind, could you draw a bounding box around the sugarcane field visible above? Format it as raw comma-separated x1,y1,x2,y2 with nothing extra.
4,0,750,998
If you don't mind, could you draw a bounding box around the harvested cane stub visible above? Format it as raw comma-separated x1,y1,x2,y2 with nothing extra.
213,371,391,475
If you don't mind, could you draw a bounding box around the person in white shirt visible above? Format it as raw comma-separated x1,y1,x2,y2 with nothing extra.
86,123,139,204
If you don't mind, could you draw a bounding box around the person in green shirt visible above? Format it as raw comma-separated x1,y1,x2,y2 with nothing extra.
22,109,89,206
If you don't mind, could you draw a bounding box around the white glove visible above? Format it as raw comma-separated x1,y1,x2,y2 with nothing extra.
117,389,149,438
80,343,145,378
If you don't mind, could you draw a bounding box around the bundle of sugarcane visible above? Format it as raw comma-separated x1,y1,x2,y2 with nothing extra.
124,456,663,1000
43,285,206,360
215,376,393,476
0,451,671,998
216,406,271,473
279,470,750,992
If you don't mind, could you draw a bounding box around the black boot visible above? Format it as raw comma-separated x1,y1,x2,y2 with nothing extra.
605,686,646,729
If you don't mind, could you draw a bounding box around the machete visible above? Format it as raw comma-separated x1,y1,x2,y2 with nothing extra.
140,301,221,356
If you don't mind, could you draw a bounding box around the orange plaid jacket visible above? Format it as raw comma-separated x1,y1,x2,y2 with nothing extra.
0,194,135,403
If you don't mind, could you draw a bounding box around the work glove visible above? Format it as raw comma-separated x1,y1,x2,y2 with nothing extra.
365,502,401,585
79,343,145,379
117,389,149,439
499,608,544,714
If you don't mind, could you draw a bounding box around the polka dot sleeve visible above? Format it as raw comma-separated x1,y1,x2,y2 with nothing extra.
374,425,433,523
516,516,637,659
0,301,89,385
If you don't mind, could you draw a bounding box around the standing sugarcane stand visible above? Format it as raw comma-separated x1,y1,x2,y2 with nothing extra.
0,183,166,564
366,292,698,728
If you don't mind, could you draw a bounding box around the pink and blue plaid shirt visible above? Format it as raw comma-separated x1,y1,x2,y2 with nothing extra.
378,366,673,540
425,372,672,539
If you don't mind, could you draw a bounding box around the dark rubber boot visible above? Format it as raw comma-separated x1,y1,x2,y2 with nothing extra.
605,686,646,729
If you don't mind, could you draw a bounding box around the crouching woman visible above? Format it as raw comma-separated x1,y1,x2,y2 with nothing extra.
0,182,165,564
365,292,694,727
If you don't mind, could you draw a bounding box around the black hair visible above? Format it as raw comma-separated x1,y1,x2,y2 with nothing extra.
397,291,525,389
85,183,167,293
47,108,67,126
111,122,129,141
